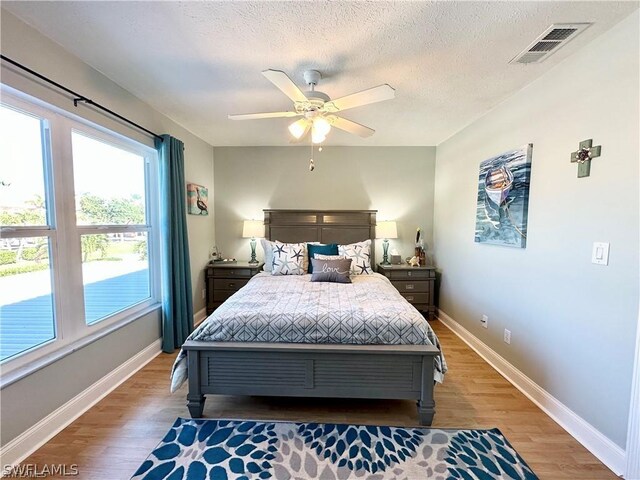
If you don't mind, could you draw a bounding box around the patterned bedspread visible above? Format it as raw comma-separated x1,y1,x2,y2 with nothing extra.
170,272,447,392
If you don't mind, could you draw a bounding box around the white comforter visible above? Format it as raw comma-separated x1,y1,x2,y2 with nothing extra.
171,272,446,392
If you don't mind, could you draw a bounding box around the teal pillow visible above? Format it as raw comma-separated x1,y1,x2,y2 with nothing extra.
307,243,338,273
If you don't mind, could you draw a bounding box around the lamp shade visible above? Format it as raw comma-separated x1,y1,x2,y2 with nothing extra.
376,221,398,239
242,220,265,238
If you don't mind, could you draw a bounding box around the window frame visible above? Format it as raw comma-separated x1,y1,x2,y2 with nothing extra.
0,86,161,384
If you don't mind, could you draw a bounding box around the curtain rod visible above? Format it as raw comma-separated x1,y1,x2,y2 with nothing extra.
0,54,164,142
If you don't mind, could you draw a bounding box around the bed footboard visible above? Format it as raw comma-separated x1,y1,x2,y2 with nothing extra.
183,341,439,425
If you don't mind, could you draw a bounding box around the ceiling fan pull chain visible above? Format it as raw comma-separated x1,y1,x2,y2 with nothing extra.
309,143,315,172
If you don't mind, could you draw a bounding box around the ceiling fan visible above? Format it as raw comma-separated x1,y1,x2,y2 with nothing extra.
228,69,395,144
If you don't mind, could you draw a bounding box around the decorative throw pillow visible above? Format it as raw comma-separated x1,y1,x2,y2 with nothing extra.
271,242,306,275
260,239,278,272
338,239,372,275
310,258,352,283
307,243,338,273
314,254,345,261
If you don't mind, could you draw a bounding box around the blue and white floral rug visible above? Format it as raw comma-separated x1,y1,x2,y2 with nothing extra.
132,418,538,480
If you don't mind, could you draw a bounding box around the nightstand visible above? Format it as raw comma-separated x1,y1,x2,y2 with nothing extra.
377,264,436,319
205,262,264,315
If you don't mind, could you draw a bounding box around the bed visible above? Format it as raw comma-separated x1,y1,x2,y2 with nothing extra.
173,210,445,425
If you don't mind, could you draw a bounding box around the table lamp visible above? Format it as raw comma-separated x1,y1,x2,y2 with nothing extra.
242,220,265,264
376,221,398,265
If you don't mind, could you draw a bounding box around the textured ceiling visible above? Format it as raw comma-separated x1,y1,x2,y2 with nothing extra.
2,1,637,146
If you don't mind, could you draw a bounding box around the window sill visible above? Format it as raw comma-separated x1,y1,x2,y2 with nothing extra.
0,302,162,390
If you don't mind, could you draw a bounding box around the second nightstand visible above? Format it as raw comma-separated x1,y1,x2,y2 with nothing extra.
205,261,264,315
377,263,436,319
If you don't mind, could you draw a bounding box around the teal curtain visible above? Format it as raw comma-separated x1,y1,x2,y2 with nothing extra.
156,134,194,353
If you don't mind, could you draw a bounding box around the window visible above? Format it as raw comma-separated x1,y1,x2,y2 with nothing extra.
0,88,159,374
0,104,56,362
72,131,151,324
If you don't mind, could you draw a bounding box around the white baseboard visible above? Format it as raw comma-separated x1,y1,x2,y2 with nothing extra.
194,307,207,327
624,305,640,480
0,339,162,470
437,310,626,478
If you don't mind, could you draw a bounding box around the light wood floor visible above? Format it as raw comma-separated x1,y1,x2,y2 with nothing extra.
21,321,617,479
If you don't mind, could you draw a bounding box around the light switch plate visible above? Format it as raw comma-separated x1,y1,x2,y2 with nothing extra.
592,242,610,266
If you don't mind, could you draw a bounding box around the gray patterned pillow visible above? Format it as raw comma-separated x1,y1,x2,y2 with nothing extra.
310,258,352,283
338,239,372,275
271,242,306,275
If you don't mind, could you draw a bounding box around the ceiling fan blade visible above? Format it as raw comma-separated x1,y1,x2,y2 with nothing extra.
228,111,300,120
331,116,375,138
324,84,395,112
262,69,308,103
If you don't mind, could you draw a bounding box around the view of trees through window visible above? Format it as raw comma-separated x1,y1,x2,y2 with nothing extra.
0,193,148,275
0,195,48,277
77,193,147,262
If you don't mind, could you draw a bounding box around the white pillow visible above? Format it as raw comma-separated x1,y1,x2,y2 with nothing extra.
260,239,277,272
271,242,307,275
314,254,346,261
338,239,372,275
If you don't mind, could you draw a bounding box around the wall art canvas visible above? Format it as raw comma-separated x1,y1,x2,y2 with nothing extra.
187,183,208,216
475,144,532,248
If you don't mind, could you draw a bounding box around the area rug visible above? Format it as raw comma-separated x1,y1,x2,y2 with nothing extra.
132,418,538,480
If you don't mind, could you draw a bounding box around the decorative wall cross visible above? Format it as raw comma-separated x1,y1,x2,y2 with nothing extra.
571,139,602,178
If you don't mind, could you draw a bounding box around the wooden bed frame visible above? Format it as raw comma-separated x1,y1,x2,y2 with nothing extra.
182,209,440,425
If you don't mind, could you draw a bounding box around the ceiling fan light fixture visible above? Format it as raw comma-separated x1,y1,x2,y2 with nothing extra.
313,117,331,137
288,118,308,139
311,126,326,144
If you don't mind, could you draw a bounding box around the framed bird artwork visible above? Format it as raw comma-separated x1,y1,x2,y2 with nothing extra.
186,183,208,216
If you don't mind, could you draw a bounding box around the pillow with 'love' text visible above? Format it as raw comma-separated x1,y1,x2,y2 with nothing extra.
310,258,352,283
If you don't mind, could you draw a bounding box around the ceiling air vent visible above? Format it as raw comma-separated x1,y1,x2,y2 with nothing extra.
510,23,591,64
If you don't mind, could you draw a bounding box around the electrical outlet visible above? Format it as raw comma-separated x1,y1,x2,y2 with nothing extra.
504,329,511,344
481,315,488,329
201,288,206,300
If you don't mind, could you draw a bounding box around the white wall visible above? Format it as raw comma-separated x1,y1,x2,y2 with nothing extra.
434,11,639,449
213,146,436,265
0,10,215,446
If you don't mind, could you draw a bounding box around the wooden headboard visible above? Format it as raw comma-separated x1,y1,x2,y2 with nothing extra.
264,209,377,260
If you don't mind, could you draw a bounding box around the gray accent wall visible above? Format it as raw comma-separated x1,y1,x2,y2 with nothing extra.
0,11,215,446
213,146,436,266
433,11,639,448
